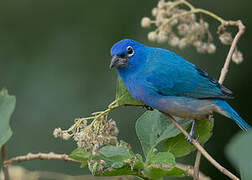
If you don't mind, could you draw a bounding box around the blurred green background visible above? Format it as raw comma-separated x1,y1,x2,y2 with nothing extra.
0,0,252,179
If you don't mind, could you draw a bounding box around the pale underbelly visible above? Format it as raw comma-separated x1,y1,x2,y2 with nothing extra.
138,95,217,119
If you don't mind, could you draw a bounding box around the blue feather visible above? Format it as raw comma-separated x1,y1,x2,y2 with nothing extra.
110,39,250,131
214,100,251,131
144,48,232,99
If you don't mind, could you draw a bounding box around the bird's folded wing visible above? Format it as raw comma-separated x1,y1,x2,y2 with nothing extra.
145,49,233,99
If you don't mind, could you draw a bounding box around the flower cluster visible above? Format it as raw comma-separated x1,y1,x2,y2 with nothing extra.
141,0,244,62
141,0,216,54
54,116,119,155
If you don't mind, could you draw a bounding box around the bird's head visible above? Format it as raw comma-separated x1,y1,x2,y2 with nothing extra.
110,39,146,74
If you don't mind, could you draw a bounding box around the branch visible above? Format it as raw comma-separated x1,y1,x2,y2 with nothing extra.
33,171,128,180
3,152,78,167
193,150,202,180
3,166,133,180
218,20,245,84
163,113,239,180
4,152,210,180
1,145,10,180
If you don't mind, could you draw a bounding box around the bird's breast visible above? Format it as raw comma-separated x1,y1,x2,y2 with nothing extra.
126,79,147,102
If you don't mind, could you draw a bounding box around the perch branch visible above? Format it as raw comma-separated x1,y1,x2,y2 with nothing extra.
1,145,10,180
164,113,239,180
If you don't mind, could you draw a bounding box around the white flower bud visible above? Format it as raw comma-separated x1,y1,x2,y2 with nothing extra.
148,31,158,41
232,50,243,64
193,40,202,48
53,128,62,138
157,31,168,43
207,43,216,54
152,8,158,16
62,132,71,140
168,35,179,47
157,9,166,18
178,38,187,49
158,0,166,9
219,32,233,45
191,22,200,31
196,42,208,53
141,17,151,28
177,24,189,35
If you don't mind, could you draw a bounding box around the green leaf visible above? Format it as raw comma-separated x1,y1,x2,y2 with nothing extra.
99,144,133,161
69,148,92,164
165,167,186,177
226,131,252,180
90,155,140,177
135,110,193,157
111,161,125,169
0,88,16,148
90,142,145,177
147,152,175,166
164,117,214,157
92,162,138,177
143,151,185,179
143,166,185,180
116,77,143,106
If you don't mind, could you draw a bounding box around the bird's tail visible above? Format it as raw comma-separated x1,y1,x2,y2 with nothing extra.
214,100,251,131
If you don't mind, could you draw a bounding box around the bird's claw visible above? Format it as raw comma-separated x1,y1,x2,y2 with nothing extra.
185,134,199,144
143,105,154,111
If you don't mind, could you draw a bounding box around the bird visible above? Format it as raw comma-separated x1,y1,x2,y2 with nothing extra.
109,39,250,141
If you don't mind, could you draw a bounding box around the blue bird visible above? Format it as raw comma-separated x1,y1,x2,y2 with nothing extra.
110,39,250,140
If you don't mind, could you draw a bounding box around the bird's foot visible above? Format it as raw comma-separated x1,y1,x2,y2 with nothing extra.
185,120,199,144
185,134,199,144
143,105,154,111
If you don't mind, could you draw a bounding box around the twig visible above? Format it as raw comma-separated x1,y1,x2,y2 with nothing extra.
1,145,10,180
3,152,78,167
218,20,245,84
193,151,202,180
164,113,239,180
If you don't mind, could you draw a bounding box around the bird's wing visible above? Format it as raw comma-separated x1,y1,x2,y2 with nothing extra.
144,48,233,99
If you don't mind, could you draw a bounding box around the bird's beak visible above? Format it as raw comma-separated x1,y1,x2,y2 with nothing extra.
110,55,128,69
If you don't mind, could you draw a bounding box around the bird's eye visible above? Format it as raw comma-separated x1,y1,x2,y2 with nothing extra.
126,46,134,57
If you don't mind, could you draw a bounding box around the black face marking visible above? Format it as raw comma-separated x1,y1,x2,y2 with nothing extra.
195,66,233,99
